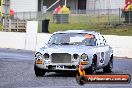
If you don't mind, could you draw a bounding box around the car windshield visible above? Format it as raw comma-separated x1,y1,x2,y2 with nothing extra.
48,33,96,46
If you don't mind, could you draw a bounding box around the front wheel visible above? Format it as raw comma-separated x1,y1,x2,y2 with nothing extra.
85,62,97,74
89,63,97,74
34,64,46,77
89,55,97,74
103,56,113,73
86,55,97,74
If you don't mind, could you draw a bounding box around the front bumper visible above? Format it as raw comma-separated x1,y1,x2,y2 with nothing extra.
35,63,91,72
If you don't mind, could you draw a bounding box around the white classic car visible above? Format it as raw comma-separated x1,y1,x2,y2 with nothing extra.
34,30,113,76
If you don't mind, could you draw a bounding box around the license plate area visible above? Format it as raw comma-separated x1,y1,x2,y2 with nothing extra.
56,65,64,69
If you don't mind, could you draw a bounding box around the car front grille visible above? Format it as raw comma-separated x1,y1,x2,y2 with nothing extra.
51,53,71,63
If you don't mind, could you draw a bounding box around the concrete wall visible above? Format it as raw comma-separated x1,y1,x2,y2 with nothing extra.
0,32,131,58
36,33,52,50
0,32,51,50
11,0,38,12
0,32,26,49
105,35,132,58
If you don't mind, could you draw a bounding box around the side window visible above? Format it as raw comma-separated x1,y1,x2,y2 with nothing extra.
99,36,106,46
102,36,107,45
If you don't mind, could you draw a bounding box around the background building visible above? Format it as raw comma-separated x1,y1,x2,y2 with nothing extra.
10,0,125,13
10,0,38,12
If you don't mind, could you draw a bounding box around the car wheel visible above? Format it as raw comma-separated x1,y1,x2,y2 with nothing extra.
89,63,97,74
85,62,97,74
103,56,113,73
90,55,97,74
86,55,97,74
34,64,46,77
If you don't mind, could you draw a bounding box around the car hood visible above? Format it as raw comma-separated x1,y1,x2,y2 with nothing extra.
39,44,97,55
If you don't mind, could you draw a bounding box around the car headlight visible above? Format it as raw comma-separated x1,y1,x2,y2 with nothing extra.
81,53,88,61
43,53,50,60
35,53,43,60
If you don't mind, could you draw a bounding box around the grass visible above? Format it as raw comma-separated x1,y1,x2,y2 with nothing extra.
48,23,132,36
0,14,132,36
46,14,132,36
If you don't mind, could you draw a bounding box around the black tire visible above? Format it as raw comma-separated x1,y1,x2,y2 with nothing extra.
86,55,97,74
34,64,46,77
103,56,113,73
90,55,97,74
89,63,97,74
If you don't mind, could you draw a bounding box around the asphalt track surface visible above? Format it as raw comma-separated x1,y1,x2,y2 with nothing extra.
0,48,132,88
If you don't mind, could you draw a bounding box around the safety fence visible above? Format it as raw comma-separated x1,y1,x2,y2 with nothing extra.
13,9,132,24
1,9,132,33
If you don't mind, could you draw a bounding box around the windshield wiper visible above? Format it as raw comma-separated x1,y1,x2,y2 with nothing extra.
51,43,59,45
52,43,74,45
85,44,95,46
60,43,74,45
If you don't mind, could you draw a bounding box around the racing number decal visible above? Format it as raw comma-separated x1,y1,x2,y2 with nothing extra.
99,52,105,65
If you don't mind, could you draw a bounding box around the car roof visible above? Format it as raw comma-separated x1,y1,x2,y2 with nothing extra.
53,30,100,36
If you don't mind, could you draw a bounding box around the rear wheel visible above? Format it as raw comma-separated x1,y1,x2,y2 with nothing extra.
103,55,113,73
34,64,46,77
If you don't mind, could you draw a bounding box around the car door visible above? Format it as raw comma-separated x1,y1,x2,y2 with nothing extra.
98,35,110,66
101,36,111,64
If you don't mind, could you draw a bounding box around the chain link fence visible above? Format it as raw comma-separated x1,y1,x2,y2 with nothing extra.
13,8,132,24
1,8,132,32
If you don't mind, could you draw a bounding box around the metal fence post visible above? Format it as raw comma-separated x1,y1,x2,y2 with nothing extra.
108,9,110,25
23,12,25,20
131,11,132,24
119,8,121,24
15,12,17,19
128,11,131,24
61,14,62,24
97,9,99,23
